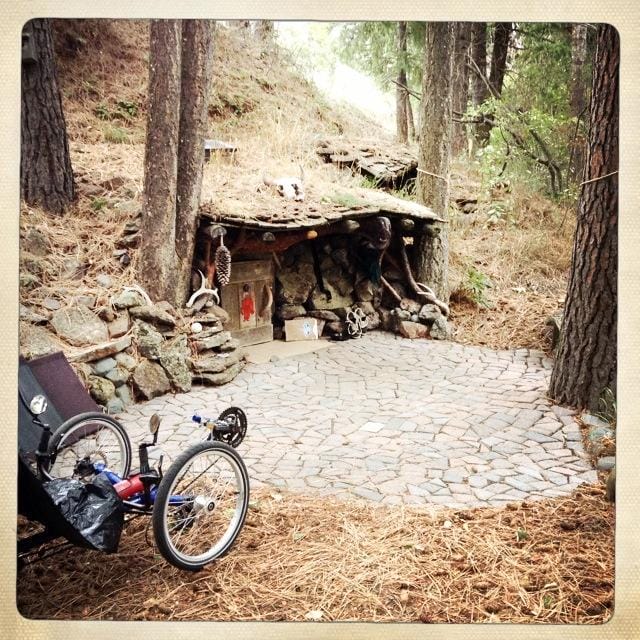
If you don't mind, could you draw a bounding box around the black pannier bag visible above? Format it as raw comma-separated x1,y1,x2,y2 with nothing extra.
43,473,125,553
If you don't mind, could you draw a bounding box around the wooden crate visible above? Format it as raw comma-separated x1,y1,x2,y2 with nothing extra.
220,259,274,346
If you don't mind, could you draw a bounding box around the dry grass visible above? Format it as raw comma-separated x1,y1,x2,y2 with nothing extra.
448,163,575,352
17,483,614,623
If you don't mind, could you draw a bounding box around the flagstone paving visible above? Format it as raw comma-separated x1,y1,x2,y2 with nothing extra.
119,332,596,509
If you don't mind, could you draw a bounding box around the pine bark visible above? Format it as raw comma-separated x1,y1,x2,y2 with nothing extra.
413,22,455,301
489,22,511,96
548,24,618,411
21,18,75,214
174,20,215,306
395,22,409,144
471,22,488,107
139,20,183,302
451,23,472,156
570,23,589,182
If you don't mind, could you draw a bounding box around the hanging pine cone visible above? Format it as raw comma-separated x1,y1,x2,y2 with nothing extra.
214,242,231,287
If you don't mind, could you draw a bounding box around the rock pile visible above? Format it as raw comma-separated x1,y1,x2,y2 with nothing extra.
19,286,246,415
274,237,450,341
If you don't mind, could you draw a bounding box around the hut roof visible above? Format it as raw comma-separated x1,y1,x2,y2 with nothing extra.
198,183,442,232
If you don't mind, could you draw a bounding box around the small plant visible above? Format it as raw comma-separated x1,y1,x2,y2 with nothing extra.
516,528,529,542
116,100,138,118
94,103,110,120
464,266,493,308
596,387,617,428
90,196,108,212
323,192,362,208
486,201,514,226
103,125,130,144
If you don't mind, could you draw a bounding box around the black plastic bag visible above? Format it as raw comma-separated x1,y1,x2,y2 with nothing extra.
43,473,124,553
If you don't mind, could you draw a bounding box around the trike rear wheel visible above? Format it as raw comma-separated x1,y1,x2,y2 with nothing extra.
45,412,132,481
152,441,250,571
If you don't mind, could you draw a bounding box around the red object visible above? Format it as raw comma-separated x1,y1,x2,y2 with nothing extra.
114,474,144,499
241,292,255,322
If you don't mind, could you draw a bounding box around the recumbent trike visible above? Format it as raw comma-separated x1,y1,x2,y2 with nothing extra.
18,393,250,571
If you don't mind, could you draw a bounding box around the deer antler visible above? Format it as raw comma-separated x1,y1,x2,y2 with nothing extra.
186,270,220,308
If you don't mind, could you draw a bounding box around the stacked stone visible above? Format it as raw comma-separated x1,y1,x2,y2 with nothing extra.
188,307,246,386
19,286,246,415
273,236,450,341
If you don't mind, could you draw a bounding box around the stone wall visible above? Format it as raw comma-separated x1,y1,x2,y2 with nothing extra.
273,234,450,341
19,288,245,415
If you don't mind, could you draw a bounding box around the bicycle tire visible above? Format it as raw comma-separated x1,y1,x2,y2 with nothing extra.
45,412,132,481
152,441,249,571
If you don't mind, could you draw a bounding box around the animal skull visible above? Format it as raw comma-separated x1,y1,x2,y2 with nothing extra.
263,167,305,201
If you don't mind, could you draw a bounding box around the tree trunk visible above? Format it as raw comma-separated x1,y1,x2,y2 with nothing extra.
407,96,415,141
413,22,455,301
471,22,488,107
451,23,472,156
475,22,512,146
173,21,216,307
470,23,489,148
569,23,589,182
395,22,409,144
548,24,618,411
139,20,182,302
489,22,511,96
21,19,75,214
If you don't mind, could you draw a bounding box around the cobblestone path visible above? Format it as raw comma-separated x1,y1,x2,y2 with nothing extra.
119,332,596,508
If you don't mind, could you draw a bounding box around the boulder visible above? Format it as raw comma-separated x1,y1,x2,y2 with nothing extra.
219,338,240,352
332,247,350,270
307,309,340,322
400,298,422,314
62,257,84,279
22,228,50,257
192,361,244,386
88,375,116,404
158,334,192,393
132,360,171,400
419,304,441,324
308,281,354,311
156,301,178,318
115,352,137,370
50,307,109,346
197,324,224,339
115,384,133,406
365,311,382,331
378,308,394,331
207,305,230,325
105,365,130,386
112,289,148,309
587,425,616,457
398,321,430,340
430,316,451,340
276,261,316,305
108,312,130,338
97,306,117,323
19,323,63,360
129,305,176,327
191,350,241,374
20,272,39,290
69,335,132,363
93,357,117,375
135,321,164,360
597,456,616,471
72,295,96,309
325,267,354,297
106,397,125,415
19,304,49,324
96,274,113,288
277,304,306,321
42,297,62,311
193,331,231,352
355,278,375,302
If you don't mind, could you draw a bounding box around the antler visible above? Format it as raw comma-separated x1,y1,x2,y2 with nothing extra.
118,284,152,305
186,270,220,308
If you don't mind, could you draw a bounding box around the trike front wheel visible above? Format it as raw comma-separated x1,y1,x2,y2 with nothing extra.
152,441,250,571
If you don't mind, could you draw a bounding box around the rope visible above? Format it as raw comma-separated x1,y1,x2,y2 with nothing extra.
416,167,449,182
580,170,618,186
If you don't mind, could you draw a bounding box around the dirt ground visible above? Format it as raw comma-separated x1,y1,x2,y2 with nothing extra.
17,483,614,623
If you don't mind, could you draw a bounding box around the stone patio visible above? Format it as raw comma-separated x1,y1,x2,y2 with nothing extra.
119,332,597,509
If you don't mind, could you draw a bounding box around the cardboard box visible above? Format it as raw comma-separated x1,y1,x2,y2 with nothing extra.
284,317,324,342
